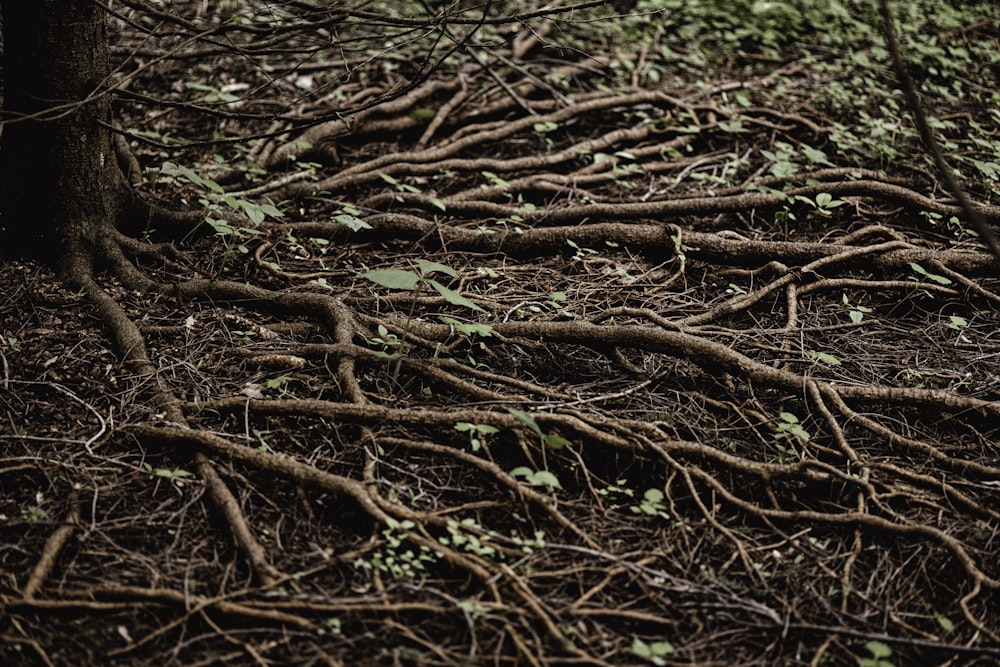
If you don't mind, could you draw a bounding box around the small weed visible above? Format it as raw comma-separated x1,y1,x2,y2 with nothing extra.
507,407,571,450
454,421,499,452
264,375,296,390
509,466,562,489
842,293,873,324
908,262,952,286
774,412,810,443
632,637,674,665
142,463,195,494
354,518,440,583
858,641,895,667
23,505,49,523
807,350,841,366
772,412,809,461
359,259,484,374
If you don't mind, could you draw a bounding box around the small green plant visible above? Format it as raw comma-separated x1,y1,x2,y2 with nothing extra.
934,612,955,634
858,641,895,667
565,239,597,262
155,161,283,266
945,315,971,343
631,488,669,519
23,505,49,523
772,412,809,462
264,375,296,391
800,192,847,217
354,518,440,582
807,350,841,366
908,262,953,286
774,412,810,443
439,519,546,563
440,316,493,367
360,260,484,314
1,335,19,351
442,519,499,559
598,482,670,520
454,421,499,452
333,203,372,231
142,463,195,494
506,407,571,450
631,637,674,665
509,466,562,489
533,120,559,148
366,324,404,358
359,260,485,370
842,293,873,324
480,170,510,191
379,172,421,199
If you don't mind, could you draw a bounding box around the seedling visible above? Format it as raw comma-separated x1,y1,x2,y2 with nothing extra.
454,421,499,452
632,637,674,665
842,293,872,324
858,641,895,667
908,262,952,286
142,463,194,494
509,466,562,489
360,260,484,375
506,407,571,450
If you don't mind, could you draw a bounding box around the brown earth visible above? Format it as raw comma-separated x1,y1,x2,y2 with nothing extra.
2,3,1000,665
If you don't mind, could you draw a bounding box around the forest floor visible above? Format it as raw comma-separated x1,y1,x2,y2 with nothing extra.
2,2,1000,665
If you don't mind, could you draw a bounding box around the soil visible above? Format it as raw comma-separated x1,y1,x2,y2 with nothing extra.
2,3,1000,665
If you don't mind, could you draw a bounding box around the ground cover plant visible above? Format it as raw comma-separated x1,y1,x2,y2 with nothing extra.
2,0,1000,664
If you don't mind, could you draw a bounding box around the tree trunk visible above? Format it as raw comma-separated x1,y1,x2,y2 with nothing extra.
0,0,125,267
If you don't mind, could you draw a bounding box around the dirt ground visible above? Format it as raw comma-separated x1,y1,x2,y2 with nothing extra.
2,3,1000,665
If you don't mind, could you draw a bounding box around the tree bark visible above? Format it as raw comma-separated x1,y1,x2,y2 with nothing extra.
0,0,125,266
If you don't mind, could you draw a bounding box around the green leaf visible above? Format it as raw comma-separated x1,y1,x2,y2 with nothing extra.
334,213,372,231
926,272,953,285
650,642,674,655
507,408,543,437
801,145,833,166
416,259,458,278
643,489,665,503
935,613,955,633
864,641,892,659
427,279,485,312
632,638,653,657
439,316,493,338
530,470,562,489
360,268,419,290
910,262,952,287
264,375,294,389
809,351,841,366
257,203,283,218
543,434,571,450
244,205,266,225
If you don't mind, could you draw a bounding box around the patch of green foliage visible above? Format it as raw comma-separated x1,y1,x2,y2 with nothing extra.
581,1,999,195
